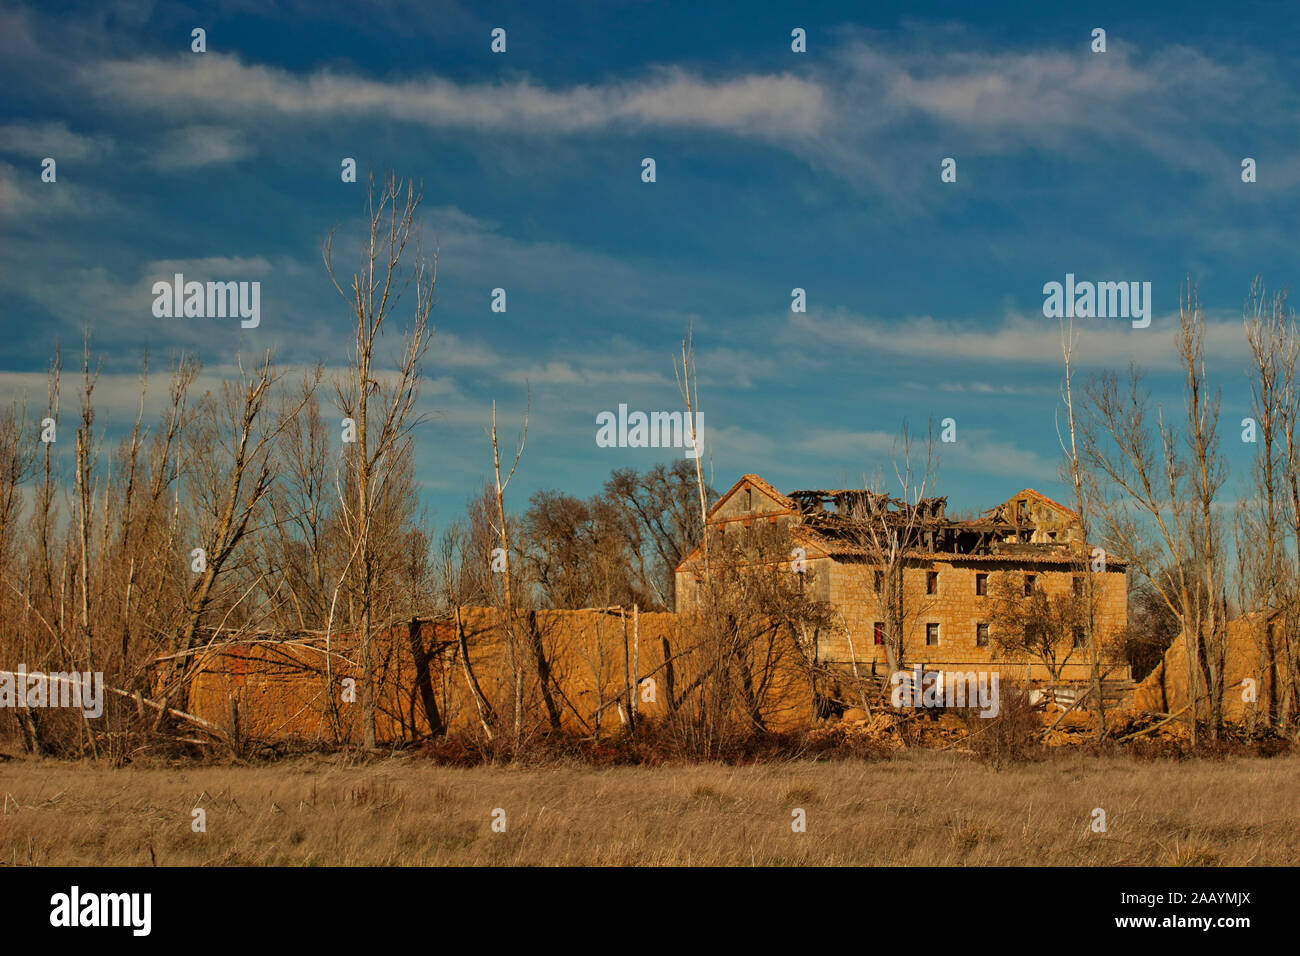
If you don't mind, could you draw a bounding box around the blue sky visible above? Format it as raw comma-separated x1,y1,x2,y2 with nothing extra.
1,0,1297,526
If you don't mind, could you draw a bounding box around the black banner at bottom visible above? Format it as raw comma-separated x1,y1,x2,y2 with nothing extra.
1,865,1286,944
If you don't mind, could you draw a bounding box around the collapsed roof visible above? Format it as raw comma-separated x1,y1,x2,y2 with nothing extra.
691,475,1121,567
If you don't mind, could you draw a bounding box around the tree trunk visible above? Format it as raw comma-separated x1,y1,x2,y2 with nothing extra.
408,617,445,737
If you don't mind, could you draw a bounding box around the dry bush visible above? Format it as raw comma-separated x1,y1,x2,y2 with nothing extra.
410,720,896,768
957,682,1042,768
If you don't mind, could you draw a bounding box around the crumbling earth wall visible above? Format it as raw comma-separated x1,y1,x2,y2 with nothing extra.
180,607,817,747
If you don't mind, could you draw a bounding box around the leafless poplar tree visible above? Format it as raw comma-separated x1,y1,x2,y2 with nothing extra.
1082,281,1227,743
156,353,308,725
324,172,435,750
1239,279,1300,728
1058,317,1110,736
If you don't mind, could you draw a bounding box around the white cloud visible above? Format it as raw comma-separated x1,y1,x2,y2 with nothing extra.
144,256,274,278
0,364,249,428
789,307,1250,371
0,160,116,220
795,426,1057,484
434,331,502,369
82,55,828,138
149,125,251,169
50,32,1284,202
502,361,667,387
0,121,107,160
831,39,1261,171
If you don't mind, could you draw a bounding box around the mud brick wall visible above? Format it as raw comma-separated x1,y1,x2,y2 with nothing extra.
1134,615,1289,721
180,607,818,747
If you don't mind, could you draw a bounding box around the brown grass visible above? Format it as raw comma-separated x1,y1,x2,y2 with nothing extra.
1,751,1297,866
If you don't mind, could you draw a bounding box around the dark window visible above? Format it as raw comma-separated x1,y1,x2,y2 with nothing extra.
976,573,987,596
926,571,938,594
1024,574,1036,596
874,622,885,645
1017,499,1027,522
1072,576,1083,596
745,488,753,511
874,570,884,592
926,623,940,646
1073,627,1087,648
976,623,990,647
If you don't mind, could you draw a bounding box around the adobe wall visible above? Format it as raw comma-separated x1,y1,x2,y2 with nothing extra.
1133,615,1288,721
181,607,817,747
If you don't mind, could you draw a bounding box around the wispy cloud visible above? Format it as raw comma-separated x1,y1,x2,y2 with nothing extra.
0,159,118,220
0,120,108,160
502,361,667,387
789,307,1250,371
148,125,252,169
144,255,274,278
82,55,828,138
827,37,1270,171
796,425,1057,485
45,28,1294,203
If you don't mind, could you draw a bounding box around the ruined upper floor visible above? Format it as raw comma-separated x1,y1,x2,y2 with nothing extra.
686,474,1099,566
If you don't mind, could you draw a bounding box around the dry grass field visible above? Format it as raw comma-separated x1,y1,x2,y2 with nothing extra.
2,751,1296,866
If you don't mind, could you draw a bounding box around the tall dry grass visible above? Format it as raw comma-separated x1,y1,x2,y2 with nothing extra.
1,751,1295,866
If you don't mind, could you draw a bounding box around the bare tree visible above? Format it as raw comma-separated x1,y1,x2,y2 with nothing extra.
1083,280,1227,743
520,490,647,609
1239,278,1300,729
260,368,331,632
156,352,304,725
675,520,829,754
604,460,711,608
0,403,36,576
436,520,496,738
488,397,530,749
324,171,435,750
675,329,710,576
0,401,37,750
1058,316,1109,736
987,571,1086,690
836,423,942,675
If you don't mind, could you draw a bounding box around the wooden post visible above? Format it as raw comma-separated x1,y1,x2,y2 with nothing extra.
630,604,640,732
228,696,241,756
621,607,631,727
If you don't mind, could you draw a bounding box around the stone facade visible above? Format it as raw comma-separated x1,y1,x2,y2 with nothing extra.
816,555,1127,682
676,474,1131,687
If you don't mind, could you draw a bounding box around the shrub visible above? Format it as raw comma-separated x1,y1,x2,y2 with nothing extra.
956,681,1042,768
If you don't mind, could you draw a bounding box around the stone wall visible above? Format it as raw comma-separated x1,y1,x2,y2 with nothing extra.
816,557,1128,682
676,551,1129,684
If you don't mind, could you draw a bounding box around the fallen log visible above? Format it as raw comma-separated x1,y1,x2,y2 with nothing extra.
0,670,232,746
1117,679,1246,743
101,684,233,744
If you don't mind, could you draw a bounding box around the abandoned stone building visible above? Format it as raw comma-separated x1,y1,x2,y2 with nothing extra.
675,474,1131,692
142,476,1137,749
